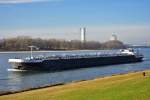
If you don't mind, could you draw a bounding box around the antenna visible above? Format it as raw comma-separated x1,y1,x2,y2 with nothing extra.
28,46,37,59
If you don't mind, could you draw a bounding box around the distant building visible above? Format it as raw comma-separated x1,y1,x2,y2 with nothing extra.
110,33,118,41
80,27,86,42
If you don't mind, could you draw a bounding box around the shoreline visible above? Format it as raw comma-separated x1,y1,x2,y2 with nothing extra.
0,69,149,96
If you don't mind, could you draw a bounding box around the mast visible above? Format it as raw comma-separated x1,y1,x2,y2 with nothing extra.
28,46,36,59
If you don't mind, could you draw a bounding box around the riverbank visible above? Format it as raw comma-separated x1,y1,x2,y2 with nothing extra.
0,70,150,100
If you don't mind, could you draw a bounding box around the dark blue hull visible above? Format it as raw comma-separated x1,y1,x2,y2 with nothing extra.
11,55,143,71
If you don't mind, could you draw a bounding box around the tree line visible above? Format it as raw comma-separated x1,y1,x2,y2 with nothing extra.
0,36,126,51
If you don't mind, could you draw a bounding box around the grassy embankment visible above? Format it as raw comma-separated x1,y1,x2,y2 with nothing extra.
0,70,150,100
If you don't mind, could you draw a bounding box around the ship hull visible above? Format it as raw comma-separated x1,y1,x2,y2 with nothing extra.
9,55,143,71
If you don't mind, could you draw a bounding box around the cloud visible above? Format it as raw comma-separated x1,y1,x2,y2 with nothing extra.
0,0,62,4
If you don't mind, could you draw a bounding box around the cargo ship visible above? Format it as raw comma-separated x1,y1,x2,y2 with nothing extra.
8,49,143,71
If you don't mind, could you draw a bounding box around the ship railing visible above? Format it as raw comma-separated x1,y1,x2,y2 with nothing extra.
44,53,130,59
24,51,133,60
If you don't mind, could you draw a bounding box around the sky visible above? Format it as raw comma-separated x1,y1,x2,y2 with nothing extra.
0,0,150,44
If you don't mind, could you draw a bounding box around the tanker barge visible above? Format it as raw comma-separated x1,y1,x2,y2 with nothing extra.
8,49,143,71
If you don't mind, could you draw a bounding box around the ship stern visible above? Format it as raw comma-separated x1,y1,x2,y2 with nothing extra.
8,59,25,70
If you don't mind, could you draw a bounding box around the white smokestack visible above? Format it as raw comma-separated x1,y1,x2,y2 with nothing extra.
80,27,86,42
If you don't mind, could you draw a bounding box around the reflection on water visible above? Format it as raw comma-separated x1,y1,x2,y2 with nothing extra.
0,48,150,91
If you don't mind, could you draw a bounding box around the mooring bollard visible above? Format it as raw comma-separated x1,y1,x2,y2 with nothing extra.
142,72,146,76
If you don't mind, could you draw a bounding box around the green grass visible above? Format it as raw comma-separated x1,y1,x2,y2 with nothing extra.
0,71,150,100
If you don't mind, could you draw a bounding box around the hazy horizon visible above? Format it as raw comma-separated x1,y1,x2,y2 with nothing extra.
0,0,150,45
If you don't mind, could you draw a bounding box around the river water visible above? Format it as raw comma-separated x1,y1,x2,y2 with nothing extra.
0,48,150,92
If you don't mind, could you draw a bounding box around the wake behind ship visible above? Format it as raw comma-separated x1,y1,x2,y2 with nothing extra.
8,49,143,71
